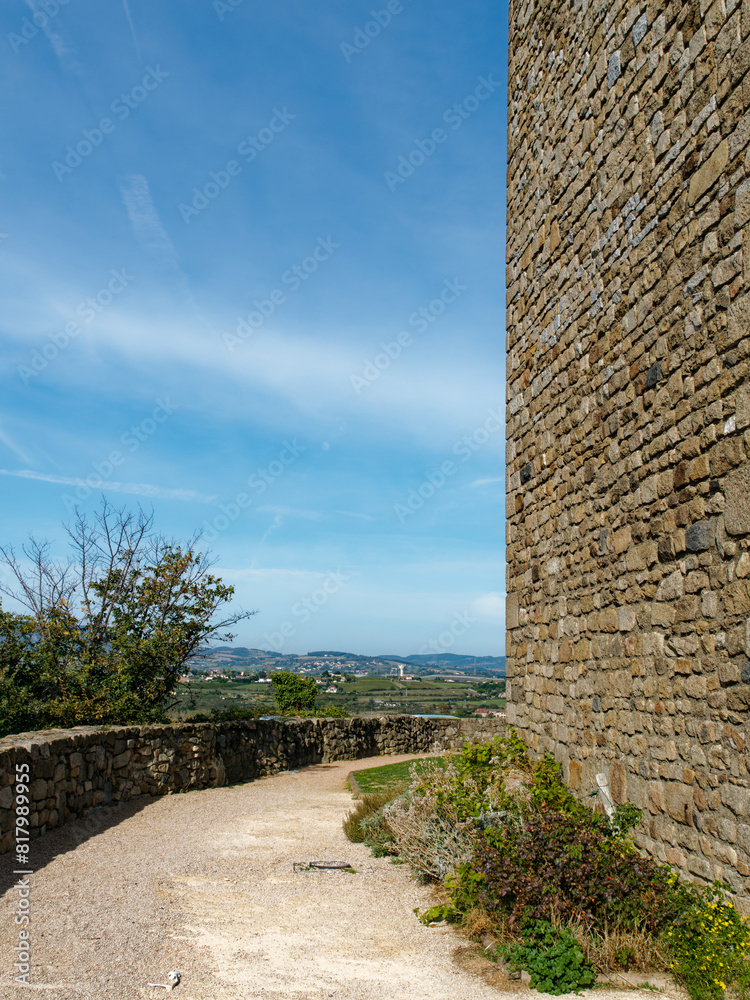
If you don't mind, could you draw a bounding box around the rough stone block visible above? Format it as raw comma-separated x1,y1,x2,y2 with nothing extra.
618,606,637,631
666,783,694,825
722,784,750,818
656,570,684,601
30,779,47,802
725,462,750,535
608,51,621,87
632,13,647,47
686,521,714,552
688,140,728,205
507,592,519,629
613,526,632,554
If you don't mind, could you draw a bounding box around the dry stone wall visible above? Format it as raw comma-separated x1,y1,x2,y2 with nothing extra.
0,716,505,853
506,0,750,905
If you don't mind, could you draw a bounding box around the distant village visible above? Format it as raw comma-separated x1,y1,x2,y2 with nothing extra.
185,647,506,681
178,649,506,719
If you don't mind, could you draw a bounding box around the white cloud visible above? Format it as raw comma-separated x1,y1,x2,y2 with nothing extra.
54,309,504,449
0,426,33,465
0,469,217,504
121,0,142,61
121,175,180,262
471,477,504,487
472,592,505,620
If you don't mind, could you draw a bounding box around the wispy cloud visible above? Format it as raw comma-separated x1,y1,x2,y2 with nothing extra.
120,174,204,319
24,0,83,75
472,592,505,619
58,311,505,448
121,175,180,262
0,469,217,504
471,477,503,487
335,510,375,521
257,505,321,520
121,0,142,61
250,512,284,570
0,427,33,465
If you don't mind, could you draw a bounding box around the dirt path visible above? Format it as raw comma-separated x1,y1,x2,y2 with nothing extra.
1,755,683,1000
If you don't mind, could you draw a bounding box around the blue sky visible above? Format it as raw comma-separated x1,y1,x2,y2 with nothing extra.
0,0,507,656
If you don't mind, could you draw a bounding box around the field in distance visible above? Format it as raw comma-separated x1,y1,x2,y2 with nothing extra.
170,672,506,721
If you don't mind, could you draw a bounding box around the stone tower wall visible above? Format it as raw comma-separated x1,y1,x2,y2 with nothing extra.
505,0,750,906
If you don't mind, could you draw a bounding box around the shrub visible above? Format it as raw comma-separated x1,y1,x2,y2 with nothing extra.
270,671,317,714
383,754,517,881
662,878,750,1000
502,919,596,996
470,802,673,934
342,793,394,844
347,733,750,1000
0,502,253,735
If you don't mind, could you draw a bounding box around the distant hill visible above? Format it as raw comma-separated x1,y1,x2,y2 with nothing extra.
406,654,504,667
381,653,506,675
190,647,504,676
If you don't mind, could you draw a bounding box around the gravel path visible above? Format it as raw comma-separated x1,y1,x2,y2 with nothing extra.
1,754,684,1000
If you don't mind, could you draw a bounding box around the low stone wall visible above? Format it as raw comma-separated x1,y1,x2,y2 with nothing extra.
0,716,506,853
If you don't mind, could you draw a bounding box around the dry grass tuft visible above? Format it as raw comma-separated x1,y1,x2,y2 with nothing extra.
342,793,393,842
460,906,502,942
566,918,668,974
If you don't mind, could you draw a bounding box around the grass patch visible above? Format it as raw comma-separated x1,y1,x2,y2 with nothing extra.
350,755,446,794
342,792,394,843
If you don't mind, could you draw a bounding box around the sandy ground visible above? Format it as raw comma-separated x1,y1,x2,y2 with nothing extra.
0,754,686,1000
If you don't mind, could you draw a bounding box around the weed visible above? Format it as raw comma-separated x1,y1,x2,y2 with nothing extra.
661,879,750,1000
414,903,461,925
342,793,393,843
501,919,596,995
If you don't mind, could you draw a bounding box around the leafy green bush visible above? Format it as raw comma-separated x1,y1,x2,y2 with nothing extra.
0,504,252,735
270,671,318,714
415,903,461,925
469,797,673,933
346,732,750,1000
662,877,750,1000
502,920,596,995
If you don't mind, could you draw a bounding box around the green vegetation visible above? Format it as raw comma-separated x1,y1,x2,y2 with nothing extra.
270,671,318,714
501,920,596,995
342,792,394,844
343,731,750,999
0,503,253,736
171,672,505,721
663,879,750,1000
